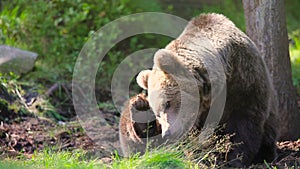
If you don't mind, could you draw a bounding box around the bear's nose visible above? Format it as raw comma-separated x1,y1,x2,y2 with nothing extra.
162,130,171,138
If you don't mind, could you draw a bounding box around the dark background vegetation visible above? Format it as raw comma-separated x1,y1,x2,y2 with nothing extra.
1,0,299,92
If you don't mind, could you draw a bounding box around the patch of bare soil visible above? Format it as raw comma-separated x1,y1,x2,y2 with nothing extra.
0,116,96,158
1,109,300,168
0,116,122,162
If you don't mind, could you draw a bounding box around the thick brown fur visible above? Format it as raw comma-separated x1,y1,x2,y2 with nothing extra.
136,13,278,167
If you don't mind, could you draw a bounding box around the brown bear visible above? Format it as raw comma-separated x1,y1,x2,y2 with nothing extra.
136,13,278,167
119,93,162,157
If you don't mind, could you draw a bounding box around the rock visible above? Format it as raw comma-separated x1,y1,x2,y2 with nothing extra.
0,45,38,75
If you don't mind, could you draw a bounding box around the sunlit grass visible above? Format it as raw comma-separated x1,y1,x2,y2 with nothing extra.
0,148,195,169
0,129,221,169
0,149,102,169
111,149,195,169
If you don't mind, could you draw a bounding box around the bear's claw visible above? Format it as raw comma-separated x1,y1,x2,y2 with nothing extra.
130,94,150,111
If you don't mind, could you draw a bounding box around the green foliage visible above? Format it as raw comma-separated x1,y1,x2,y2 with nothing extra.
0,72,20,92
0,73,67,121
193,0,245,31
285,0,300,32
0,0,166,87
0,73,30,120
1,0,299,91
290,30,300,93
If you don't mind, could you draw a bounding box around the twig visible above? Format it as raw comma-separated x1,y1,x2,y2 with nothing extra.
15,87,29,110
45,83,59,96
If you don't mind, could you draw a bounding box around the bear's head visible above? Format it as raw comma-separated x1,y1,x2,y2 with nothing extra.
137,49,201,139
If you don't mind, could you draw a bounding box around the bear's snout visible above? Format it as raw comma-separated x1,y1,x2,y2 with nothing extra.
162,130,171,138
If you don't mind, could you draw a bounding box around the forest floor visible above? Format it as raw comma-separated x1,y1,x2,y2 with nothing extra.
0,88,300,168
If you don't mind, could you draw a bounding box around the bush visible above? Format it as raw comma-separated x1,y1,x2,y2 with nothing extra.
290,30,300,93
0,0,167,87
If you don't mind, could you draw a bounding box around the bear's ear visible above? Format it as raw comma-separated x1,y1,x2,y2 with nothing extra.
136,70,151,90
154,49,181,74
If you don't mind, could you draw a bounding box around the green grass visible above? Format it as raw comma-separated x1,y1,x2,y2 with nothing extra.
0,150,102,169
0,148,195,169
111,149,196,169
0,130,220,169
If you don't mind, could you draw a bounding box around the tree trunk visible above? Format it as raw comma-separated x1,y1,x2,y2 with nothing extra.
243,0,300,141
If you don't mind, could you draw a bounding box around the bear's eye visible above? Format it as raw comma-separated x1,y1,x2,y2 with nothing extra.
165,101,171,110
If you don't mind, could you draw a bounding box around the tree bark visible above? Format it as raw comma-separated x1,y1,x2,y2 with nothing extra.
243,0,300,141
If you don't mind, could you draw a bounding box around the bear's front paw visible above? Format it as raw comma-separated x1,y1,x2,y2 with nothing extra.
130,94,150,111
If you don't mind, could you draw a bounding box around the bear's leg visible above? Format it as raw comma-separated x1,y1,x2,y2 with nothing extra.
252,113,278,164
130,94,161,138
131,94,150,111
119,94,162,156
224,110,264,167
